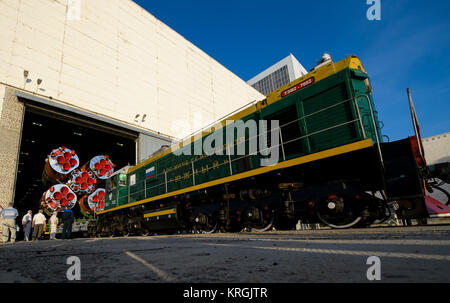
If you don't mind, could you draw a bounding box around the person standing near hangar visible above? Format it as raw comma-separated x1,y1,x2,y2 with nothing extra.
49,212,59,240
22,210,33,242
61,208,74,239
1,203,19,244
32,210,47,241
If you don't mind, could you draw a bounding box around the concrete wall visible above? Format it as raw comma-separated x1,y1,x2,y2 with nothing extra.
0,86,24,210
0,0,264,140
423,132,450,165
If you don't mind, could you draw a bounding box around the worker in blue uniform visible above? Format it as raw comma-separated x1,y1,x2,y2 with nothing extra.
61,208,74,239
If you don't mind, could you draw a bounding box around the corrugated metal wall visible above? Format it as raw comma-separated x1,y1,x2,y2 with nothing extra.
138,133,173,163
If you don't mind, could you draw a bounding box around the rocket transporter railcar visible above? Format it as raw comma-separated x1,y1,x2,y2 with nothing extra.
90,55,449,236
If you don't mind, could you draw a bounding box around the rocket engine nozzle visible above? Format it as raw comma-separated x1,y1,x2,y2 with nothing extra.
84,155,115,180
79,188,106,215
42,147,80,187
40,184,77,214
68,169,97,195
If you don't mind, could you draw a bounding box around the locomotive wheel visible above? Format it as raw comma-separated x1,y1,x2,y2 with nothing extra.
201,222,218,234
315,196,362,229
194,214,218,234
244,206,274,233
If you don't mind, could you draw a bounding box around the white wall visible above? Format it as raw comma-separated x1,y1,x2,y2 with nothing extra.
247,54,307,85
423,132,450,165
0,0,264,139
290,54,308,80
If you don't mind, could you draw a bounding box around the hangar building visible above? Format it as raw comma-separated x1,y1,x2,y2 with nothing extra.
0,0,264,214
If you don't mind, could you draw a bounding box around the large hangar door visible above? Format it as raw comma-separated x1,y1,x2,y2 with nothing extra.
14,99,138,216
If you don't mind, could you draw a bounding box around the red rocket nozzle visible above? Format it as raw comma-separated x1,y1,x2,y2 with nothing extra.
53,192,62,200
60,186,69,195
63,163,71,170
99,169,106,176
87,178,95,185
82,172,89,179
81,183,88,190
57,156,65,164
100,159,107,166
75,176,83,184
64,152,72,160
60,198,68,206
67,193,75,201
98,191,105,197
70,158,77,166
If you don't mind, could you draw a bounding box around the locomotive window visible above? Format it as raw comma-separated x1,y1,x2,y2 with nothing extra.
129,174,136,186
118,173,127,186
106,178,116,191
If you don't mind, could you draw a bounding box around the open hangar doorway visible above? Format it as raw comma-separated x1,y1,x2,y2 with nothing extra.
13,100,138,225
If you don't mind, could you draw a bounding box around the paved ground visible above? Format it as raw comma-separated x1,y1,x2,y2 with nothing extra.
0,225,449,283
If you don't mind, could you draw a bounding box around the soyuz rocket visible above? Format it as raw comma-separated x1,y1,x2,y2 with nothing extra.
40,147,114,216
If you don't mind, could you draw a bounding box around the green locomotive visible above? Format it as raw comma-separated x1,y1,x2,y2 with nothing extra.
92,54,434,235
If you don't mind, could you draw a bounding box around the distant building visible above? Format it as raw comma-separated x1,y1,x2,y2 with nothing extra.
247,54,308,96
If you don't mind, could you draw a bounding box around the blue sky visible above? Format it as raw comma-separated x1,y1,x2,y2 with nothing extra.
134,0,450,141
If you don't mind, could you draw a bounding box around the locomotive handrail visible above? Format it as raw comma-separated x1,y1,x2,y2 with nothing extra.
137,98,360,176
354,94,385,171
168,95,365,170
115,94,382,204
276,119,360,148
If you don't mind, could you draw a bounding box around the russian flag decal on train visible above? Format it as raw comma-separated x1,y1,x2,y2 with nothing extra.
145,166,156,180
